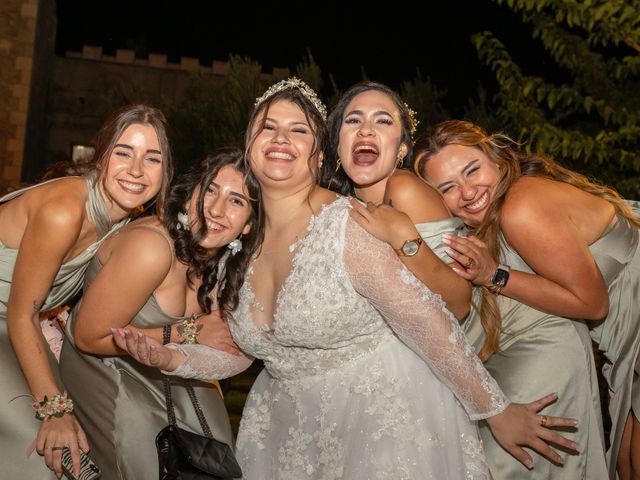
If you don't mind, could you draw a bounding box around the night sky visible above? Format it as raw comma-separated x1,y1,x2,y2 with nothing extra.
55,1,550,113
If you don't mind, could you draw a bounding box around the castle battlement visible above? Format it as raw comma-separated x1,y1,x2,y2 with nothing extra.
65,45,290,78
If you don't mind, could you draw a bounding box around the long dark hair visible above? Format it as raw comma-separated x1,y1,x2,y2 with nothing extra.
323,81,415,195
164,148,264,313
92,104,173,216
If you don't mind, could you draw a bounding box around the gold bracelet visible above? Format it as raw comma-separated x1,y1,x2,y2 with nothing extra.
487,284,503,295
177,314,204,345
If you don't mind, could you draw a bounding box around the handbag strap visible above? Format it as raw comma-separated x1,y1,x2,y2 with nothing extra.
161,324,213,438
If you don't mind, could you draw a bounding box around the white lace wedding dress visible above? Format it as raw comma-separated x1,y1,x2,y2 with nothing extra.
167,197,509,479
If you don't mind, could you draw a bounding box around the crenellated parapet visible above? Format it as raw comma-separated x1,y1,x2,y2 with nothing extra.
64,45,290,78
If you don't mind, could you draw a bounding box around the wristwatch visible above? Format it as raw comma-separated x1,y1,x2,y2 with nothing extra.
395,237,423,257
488,264,510,294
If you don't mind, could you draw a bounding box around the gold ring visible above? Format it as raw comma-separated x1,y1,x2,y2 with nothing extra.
52,447,64,451
465,257,476,269
539,414,548,427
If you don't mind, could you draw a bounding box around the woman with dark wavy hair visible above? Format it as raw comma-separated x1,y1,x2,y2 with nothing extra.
60,148,260,479
415,119,639,480
0,104,171,479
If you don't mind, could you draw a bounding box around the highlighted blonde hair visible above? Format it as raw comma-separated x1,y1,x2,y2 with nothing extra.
414,120,639,360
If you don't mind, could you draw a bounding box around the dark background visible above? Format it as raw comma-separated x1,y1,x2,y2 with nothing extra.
54,0,553,114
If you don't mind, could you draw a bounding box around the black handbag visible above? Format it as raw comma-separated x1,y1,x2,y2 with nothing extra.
156,325,242,480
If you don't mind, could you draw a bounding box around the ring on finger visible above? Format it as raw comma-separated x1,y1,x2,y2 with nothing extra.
539,414,548,427
51,446,64,452
465,257,476,269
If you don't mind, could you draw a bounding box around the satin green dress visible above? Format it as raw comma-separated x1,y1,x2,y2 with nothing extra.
587,201,640,479
59,227,235,480
0,176,126,479
416,217,608,480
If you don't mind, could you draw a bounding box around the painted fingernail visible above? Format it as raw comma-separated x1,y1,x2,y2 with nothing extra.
524,459,533,469
442,237,452,245
445,248,455,256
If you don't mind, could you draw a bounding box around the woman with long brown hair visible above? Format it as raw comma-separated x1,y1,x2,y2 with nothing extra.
414,119,639,480
0,104,172,478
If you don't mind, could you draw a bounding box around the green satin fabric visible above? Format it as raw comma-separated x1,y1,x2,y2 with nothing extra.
0,176,126,478
586,200,640,479
416,217,608,479
60,240,235,480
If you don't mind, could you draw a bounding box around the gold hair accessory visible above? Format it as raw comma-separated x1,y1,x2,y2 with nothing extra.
403,102,419,138
177,314,204,345
255,77,327,120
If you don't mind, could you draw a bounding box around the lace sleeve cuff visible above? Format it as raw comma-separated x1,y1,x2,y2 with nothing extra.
161,343,253,381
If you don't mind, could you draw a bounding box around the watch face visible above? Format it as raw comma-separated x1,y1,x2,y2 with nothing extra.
492,268,510,287
402,240,420,256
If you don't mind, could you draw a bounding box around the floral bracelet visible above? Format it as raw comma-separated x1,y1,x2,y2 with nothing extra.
33,393,74,421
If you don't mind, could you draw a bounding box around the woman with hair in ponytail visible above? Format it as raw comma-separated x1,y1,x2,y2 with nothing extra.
414,119,639,480
59,148,260,479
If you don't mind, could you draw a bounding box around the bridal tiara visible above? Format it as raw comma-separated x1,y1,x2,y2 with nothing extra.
254,77,327,120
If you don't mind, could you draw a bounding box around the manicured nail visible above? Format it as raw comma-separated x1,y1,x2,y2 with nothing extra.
445,248,455,256
442,237,452,245
524,459,533,469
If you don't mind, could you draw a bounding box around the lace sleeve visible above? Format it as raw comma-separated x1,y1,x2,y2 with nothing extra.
342,217,509,420
161,344,253,381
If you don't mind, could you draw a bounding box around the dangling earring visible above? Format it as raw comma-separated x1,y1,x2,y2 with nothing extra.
396,151,405,168
177,211,189,230
318,159,324,170
227,237,243,256
335,157,341,173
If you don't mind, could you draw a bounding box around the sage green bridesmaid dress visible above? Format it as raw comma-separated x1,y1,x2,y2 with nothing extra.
59,227,235,480
416,217,608,480
0,175,126,478
587,200,640,479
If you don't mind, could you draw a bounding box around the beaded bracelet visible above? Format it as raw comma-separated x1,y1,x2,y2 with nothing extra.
33,393,74,421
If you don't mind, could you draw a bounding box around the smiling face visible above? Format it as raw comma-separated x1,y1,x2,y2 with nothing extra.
186,165,253,251
101,123,165,219
248,99,320,190
422,144,501,227
337,90,408,190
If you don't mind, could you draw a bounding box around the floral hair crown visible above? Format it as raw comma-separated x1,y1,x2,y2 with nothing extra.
254,77,327,120
403,102,419,138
